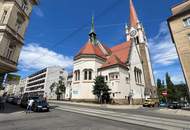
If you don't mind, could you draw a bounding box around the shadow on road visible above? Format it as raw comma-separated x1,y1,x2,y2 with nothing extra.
0,103,24,114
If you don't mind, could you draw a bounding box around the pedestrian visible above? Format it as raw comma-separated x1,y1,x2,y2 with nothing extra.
26,97,34,114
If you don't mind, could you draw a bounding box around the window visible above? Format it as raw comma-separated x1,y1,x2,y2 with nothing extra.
83,69,93,80
134,67,142,84
89,71,92,80
105,76,108,81
74,70,80,81
109,72,119,80
84,70,88,80
183,17,190,27
6,42,16,60
0,10,8,24
15,12,25,32
22,0,28,11
126,74,130,84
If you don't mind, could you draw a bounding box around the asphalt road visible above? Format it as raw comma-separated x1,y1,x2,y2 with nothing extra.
51,102,190,122
0,103,160,130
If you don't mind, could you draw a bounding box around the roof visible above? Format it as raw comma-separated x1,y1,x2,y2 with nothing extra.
130,0,139,27
171,0,190,15
110,41,132,63
76,41,106,59
75,40,132,69
101,54,124,68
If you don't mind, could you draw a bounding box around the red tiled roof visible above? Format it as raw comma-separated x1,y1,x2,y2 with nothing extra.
130,0,139,27
76,41,106,59
102,54,124,68
110,41,132,63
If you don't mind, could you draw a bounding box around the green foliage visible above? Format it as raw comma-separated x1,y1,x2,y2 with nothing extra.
50,77,66,100
50,82,57,93
92,76,111,102
165,72,176,102
157,78,166,102
157,72,189,102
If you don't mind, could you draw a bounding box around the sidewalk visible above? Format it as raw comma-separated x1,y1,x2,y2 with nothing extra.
49,100,190,117
49,100,142,109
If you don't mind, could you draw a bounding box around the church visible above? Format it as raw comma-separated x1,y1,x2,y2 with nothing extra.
66,0,156,104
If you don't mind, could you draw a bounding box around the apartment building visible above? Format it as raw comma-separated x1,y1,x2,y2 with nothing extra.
0,0,38,73
168,0,190,94
24,66,68,100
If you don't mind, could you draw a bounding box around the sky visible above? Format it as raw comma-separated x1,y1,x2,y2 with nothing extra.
16,0,185,84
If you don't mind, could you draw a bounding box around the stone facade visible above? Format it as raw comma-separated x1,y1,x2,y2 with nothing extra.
0,0,38,73
168,1,190,94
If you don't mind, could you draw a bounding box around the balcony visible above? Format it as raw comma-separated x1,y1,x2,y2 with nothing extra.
0,55,17,73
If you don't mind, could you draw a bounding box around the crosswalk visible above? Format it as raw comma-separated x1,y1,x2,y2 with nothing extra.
56,105,190,130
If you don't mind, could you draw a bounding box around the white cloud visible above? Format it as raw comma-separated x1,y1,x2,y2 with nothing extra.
149,22,178,66
34,7,44,17
18,43,73,71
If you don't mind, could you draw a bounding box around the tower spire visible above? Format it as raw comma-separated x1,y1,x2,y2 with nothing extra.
130,0,139,27
89,15,97,44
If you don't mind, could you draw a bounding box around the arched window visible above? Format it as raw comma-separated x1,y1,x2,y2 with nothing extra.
84,70,88,80
74,70,80,81
83,69,93,80
134,67,142,84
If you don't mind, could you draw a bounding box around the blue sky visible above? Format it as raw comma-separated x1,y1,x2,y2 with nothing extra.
17,0,185,84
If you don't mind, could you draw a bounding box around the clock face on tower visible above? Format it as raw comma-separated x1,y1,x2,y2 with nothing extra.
130,29,137,38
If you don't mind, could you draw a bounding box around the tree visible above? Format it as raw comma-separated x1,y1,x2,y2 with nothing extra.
92,76,111,103
165,72,176,102
157,78,165,102
55,77,66,100
49,82,57,99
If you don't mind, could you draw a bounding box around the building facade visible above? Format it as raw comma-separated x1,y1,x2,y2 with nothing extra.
67,0,156,104
0,0,38,73
24,66,68,100
168,0,190,94
14,78,27,97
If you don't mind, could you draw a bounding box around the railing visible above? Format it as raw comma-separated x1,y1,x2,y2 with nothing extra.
0,55,17,66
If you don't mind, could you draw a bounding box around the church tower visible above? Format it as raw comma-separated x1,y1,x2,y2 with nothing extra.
126,0,156,98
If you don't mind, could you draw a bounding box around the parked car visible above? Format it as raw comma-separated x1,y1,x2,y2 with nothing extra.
168,102,181,109
12,97,21,105
7,96,14,103
21,96,40,108
179,101,189,108
159,102,168,107
32,100,49,112
143,98,159,107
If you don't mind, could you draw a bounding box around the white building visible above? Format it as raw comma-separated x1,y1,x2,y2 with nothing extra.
24,66,68,100
66,0,156,104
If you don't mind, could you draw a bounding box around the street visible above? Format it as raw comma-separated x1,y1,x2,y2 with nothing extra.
0,103,160,130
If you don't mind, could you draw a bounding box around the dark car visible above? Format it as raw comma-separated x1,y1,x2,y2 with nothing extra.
159,102,168,107
32,100,49,112
168,102,181,109
179,101,189,108
12,97,21,105
7,96,14,103
21,96,40,108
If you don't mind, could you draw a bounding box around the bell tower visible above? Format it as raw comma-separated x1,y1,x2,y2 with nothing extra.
126,0,157,98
